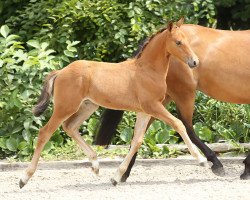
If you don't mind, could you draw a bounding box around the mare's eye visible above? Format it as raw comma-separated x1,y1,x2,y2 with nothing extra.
176,41,182,46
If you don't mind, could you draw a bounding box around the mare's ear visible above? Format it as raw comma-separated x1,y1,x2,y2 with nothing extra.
176,17,185,27
167,21,174,32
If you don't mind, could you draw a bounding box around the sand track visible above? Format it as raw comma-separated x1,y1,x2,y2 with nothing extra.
1,158,249,200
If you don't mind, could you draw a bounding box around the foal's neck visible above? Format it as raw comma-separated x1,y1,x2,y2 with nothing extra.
136,30,170,77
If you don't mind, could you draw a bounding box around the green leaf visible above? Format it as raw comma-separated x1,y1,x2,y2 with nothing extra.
120,127,133,143
6,138,18,151
87,118,99,136
162,145,170,155
0,25,10,38
22,130,31,142
41,42,49,50
0,138,7,149
51,131,64,146
27,40,40,49
12,126,23,134
21,90,32,100
67,46,77,52
24,120,31,130
18,141,28,150
43,141,53,152
151,121,162,132
155,130,169,144
6,34,19,42
64,50,75,57
71,41,80,46
20,147,31,156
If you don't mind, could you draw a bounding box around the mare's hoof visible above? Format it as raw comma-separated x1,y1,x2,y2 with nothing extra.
211,165,225,176
110,178,118,186
120,175,128,183
240,172,250,180
19,179,26,189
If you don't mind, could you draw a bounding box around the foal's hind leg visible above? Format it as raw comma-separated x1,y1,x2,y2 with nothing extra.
19,108,79,188
19,80,84,188
62,100,99,174
111,112,151,185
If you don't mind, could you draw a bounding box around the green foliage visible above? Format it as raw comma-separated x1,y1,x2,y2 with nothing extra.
4,0,215,62
216,0,250,29
0,25,79,158
194,92,250,143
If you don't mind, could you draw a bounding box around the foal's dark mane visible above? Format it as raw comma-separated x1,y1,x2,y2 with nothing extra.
135,26,168,58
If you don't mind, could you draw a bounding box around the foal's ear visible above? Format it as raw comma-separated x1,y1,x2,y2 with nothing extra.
167,21,174,32
176,17,185,27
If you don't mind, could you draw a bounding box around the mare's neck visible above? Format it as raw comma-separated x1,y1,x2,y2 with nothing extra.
136,30,170,77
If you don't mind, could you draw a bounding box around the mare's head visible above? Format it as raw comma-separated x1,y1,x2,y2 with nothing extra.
165,18,199,68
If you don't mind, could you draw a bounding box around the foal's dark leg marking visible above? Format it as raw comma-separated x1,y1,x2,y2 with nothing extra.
19,179,25,189
240,153,250,180
177,110,225,176
120,152,137,182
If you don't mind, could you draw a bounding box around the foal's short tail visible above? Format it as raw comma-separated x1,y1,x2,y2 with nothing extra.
33,70,59,117
94,109,124,145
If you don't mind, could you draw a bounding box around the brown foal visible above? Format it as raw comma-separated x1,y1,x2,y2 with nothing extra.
19,19,206,188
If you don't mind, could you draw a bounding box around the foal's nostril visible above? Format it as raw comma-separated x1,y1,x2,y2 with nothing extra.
193,61,197,66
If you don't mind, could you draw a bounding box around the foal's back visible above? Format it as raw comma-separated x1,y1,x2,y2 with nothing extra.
57,59,143,111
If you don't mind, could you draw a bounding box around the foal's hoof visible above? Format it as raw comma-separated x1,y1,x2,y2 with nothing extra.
240,172,250,180
110,178,118,186
211,165,225,176
91,160,99,175
199,159,209,168
199,161,209,167
19,179,26,189
91,167,99,175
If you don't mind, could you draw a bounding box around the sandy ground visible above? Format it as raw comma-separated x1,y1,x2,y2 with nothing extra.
0,159,249,200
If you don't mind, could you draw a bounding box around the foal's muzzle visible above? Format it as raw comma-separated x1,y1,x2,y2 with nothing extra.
187,57,199,68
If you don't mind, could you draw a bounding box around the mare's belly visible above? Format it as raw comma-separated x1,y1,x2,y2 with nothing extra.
197,65,250,104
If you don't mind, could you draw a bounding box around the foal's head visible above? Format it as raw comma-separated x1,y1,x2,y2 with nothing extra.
165,18,199,68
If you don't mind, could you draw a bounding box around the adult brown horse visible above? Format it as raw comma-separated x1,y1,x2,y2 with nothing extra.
19,20,206,188
95,24,250,180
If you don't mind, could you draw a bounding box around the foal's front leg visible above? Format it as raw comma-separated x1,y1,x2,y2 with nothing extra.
111,112,151,185
148,102,207,165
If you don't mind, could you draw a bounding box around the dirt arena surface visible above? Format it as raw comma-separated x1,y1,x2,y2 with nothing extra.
1,158,249,200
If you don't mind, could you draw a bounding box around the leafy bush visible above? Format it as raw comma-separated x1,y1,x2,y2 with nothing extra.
5,0,215,62
0,25,80,158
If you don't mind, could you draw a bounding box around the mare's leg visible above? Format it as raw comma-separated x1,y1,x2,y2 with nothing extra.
240,153,250,180
62,100,99,174
174,96,224,175
111,112,151,185
120,97,172,182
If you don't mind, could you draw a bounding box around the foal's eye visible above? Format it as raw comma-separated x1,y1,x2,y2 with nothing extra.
176,41,182,46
